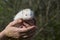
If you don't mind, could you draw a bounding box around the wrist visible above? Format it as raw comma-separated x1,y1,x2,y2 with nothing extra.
0,31,5,37
0,30,8,40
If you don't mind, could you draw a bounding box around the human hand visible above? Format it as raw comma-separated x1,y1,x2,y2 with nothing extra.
2,19,35,38
21,19,37,38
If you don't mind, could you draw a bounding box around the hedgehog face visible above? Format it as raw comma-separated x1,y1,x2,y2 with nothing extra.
22,9,34,20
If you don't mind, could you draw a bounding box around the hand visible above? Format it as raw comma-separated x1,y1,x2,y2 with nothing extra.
21,20,37,39
2,19,35,38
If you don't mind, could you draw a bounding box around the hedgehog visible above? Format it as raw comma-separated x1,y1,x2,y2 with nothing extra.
14,9,34,20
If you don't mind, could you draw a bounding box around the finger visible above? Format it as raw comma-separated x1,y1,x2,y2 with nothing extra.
19,26,36,32
22,35,28,38
22,27,37,38
24,20,35,26
23,22,30,28
26,26,35,31
9,19,22,26
27,22,34,26
13,25,36,32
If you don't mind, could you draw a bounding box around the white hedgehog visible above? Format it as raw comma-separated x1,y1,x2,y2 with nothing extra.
14,9,34,20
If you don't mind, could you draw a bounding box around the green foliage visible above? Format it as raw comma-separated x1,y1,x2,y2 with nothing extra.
0,0,60,40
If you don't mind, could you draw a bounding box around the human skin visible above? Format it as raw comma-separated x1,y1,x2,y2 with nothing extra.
20,19,37,40
0,19,36,40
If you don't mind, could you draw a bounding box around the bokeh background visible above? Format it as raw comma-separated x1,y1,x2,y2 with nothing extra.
0,0,60,40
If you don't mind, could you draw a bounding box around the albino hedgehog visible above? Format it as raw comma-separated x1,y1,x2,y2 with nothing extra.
13,9,36,28
14,9,34,20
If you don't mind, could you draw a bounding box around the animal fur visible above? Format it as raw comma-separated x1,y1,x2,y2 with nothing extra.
14,9,34,20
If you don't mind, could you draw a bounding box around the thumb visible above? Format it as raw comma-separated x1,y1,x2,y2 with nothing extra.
9,19,22,26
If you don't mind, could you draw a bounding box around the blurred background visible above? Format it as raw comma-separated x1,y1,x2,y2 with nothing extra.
0,0,60,40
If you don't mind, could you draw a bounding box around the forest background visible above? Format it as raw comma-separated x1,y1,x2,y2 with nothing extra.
0,0,60,40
